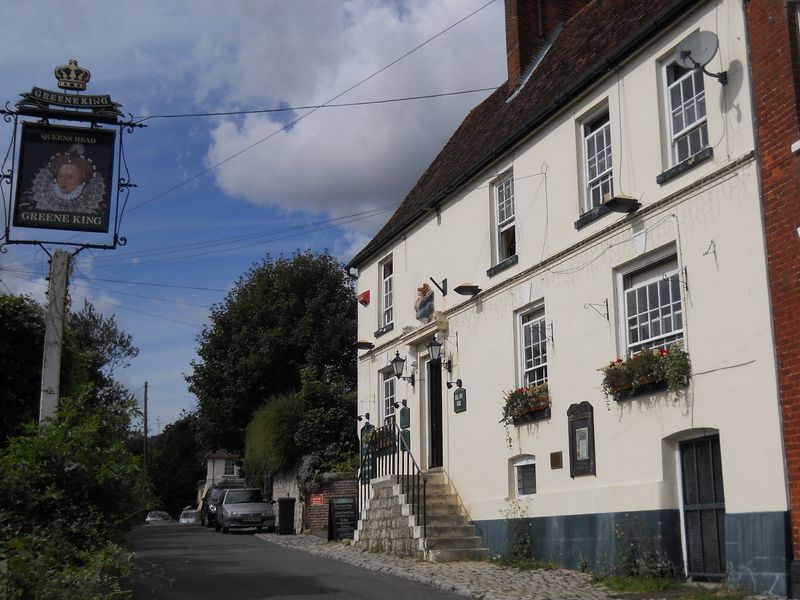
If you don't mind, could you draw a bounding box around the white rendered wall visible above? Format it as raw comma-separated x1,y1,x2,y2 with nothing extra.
355,0,785,522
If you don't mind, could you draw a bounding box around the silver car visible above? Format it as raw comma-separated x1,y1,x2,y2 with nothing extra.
178,509,200,525
216,488,275,534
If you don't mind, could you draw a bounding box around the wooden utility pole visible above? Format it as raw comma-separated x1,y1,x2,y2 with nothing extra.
39,250,70,423
143,381,148,469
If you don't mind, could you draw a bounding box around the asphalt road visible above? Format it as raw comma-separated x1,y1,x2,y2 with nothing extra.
126,523,465,599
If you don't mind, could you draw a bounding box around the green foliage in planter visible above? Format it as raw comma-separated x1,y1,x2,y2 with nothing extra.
600,344,690,398
500,384,550,426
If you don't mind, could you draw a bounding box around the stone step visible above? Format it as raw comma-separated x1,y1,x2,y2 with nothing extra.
420,482,452,496
422,524,476,538
423,535,484,550
427,547,491,563
423,515,469,528
424,493,460,507
423,503,464,517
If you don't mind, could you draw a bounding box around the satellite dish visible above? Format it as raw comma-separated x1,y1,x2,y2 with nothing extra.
675,30,719,69
674,30,727,85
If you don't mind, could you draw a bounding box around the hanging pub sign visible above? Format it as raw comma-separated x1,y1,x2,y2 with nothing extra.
12,122,115,233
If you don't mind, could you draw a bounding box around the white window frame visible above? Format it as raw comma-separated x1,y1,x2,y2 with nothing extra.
380,257,394,328
514,456,537,498
381,369,397,424
665,60,708,164
518,307,548,387
616,248,684,357
493,172,516,263
583,111,613,211
224,458,235,477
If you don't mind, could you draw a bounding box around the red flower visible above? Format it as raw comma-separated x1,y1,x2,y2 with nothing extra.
615,358,624,364
659,348,668,356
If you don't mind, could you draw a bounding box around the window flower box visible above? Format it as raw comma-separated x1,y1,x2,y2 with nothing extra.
500,384,551,426
601,344,691,401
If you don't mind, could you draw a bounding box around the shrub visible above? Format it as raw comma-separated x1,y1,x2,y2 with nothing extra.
0,394,152,599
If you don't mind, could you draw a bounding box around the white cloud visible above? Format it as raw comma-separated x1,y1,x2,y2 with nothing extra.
204,0,505,221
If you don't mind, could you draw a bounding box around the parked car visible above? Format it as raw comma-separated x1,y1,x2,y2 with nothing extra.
201,483,243,527
145,510,172,524
178,509,200,525
216,488,275,534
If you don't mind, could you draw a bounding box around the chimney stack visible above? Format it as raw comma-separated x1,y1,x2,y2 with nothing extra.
505,0,587,92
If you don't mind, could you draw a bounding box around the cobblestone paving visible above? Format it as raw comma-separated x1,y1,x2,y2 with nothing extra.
257,533,772,600
257,532,612,600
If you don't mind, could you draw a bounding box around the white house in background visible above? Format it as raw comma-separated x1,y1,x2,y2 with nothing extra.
198,450,243,501
348,0,789,595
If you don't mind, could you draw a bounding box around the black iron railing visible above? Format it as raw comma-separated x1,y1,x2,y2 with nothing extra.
358,422,427,538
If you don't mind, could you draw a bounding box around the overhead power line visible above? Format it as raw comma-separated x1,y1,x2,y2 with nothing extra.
125,0,497,215
133,88,498,121
88,204,395,268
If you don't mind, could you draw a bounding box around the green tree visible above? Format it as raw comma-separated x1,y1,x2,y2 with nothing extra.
0,295,46,443
0,294,140,444
244,392,306,480
243,369,358,489
188,251,356,452
147,412,206,517
68,300,139,410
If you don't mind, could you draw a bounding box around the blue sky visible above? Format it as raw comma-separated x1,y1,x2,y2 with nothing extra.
0,0,505,433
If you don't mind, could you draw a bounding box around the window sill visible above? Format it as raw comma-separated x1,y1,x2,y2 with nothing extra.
656,147,713,185
512,407,551,425
611,376,688,402
487,254,518,278
373,323,394,338
574,204,612,230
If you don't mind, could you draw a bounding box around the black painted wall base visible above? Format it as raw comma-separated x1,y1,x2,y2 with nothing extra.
789,559,800,599
473,509,790,598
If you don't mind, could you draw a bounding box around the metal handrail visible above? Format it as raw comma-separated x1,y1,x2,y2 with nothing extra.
358,422,427,538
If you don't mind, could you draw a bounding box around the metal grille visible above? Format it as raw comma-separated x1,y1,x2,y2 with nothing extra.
681,436,725,579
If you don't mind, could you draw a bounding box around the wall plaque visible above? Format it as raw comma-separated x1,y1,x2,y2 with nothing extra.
453,387,467,413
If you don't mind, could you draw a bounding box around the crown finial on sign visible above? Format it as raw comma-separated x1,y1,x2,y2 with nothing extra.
54,59,91,91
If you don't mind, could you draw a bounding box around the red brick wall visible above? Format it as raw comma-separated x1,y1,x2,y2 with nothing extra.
504,0,587,90
305,474,357,532
746,0,800,556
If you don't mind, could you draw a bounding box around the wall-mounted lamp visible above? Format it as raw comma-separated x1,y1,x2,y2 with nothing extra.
453,282,481,296
357,412,370,422
603,192,641,214
446,378,463,390
355,340,375,350
426,336,452,373
391,351,415,387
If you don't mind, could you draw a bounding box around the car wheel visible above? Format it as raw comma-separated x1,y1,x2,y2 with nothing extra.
214,522,221,532
222,526,229,534
256,526,263,533
268,525,276,533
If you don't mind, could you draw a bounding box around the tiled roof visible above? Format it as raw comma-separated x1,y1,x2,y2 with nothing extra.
205,449,238,459
348,0,698,269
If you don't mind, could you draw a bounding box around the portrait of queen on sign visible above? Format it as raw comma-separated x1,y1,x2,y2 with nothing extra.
13,123,115,233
